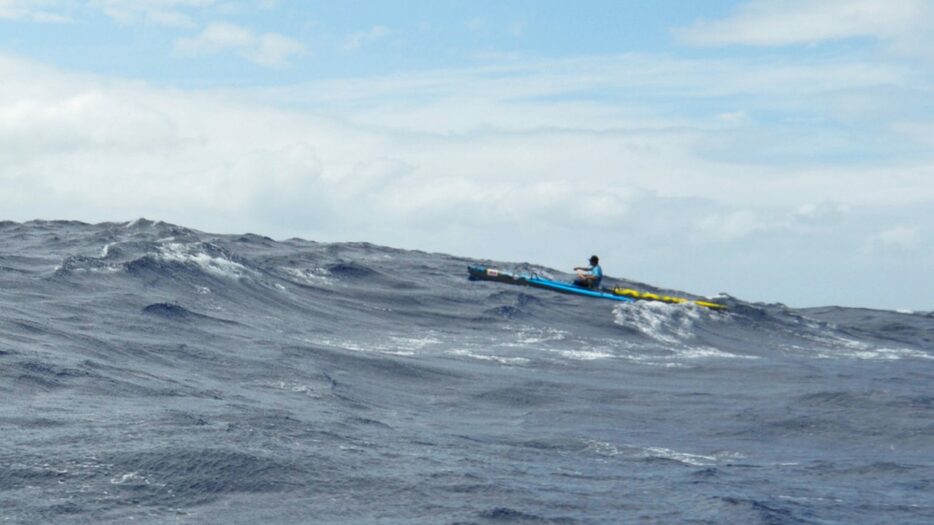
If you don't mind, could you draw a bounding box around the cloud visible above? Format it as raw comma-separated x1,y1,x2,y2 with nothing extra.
865,225,922,252
892,121,934,147
5,50,928,227
675,0,934,49
694,211,766,242
279,53,908,129
508,21,525,38
0,0,228,28
465,17,486,34
248,32,307,67
91,0,217,27
714,111,750,127
0,0,277,30
341,25,391,51
0,0,70,22
175,21,306,67
176,21,253,51
791,202,850,223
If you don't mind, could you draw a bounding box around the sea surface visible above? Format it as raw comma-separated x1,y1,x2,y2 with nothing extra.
1,219,932,524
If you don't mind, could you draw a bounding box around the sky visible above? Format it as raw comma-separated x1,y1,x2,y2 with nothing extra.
1,0,933,310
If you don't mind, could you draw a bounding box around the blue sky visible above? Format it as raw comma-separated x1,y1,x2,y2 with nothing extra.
2,1,739,80
2,0,933,310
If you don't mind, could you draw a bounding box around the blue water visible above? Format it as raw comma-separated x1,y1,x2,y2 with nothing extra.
1,219,932,524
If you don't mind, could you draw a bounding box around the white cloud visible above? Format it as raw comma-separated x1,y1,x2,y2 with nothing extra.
892,121,934,147
508,21,525,38
714,111,750,127
675,0,934,49
866,225,922,251
248,32,307,67
465,17,486,34
92,0,216,27
0,0,70,22
341,25,391,51
694,211,766,242
175,21,306,67
4,50,929,229
280,53,907,125
791,202,850,222
177,21,254,52
146,9,194,27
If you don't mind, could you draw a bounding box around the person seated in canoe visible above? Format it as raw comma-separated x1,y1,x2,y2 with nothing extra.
573,255,603,289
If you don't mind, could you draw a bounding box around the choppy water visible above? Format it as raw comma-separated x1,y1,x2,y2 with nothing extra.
1,219,932,524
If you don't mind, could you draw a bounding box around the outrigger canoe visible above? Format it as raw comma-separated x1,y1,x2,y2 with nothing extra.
468,265,726,310
468,265,634,302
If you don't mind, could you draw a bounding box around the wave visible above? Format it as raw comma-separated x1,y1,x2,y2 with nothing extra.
2,219,933,524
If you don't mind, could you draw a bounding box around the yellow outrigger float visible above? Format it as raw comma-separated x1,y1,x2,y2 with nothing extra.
611,288,726,310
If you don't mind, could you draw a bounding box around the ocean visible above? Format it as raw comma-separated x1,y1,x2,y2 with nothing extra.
1,219,932,524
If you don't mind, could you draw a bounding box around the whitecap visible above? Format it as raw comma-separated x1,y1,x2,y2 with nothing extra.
448,349,530,365
157,242,250,279
499,327,569,348
389,335,442,351
583,439,621,456
269,380,324,398
281,266,333,286
304,336,422,357
110,471,149,485
582,440,743,467
639,447,717,466
815,346,933,361
613,301,704,344
675,346,757,360
555,349,615,361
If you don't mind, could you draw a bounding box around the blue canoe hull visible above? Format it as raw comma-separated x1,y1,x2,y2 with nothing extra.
468,265,634,303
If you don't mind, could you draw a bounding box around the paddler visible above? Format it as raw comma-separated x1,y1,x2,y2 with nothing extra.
573,255,603,289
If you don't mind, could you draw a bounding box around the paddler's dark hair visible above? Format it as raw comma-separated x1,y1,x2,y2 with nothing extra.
589,255,599,263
